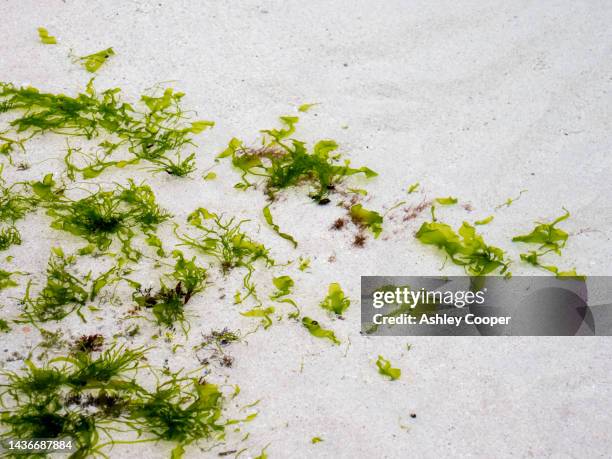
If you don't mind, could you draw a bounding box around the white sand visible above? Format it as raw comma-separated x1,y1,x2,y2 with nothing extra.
1,1,611,457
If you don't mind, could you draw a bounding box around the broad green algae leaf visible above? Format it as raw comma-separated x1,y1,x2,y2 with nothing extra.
435,196,457,205
241,306,275,329
475,216,494,225
376,355,401,380
319,283,350,315
37,27,57,45
350,204,383,238
512,209,583,278
79,47,115,72
302,317,339,344
416,220,509,276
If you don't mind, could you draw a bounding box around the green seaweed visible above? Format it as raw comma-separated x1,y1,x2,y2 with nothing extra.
512,209,569,253
22,247,123,322
78,48,115,73
415,220,510,276
301,317,339,344
0,269,19,291
263,204,297,248
179,207,273,274
22,248,89,322
0,226,21,251
474,215,494,225
0,319,10,332
128,375,225,457
512,209,583,278
349,204,383,238
42,180,170,260
375,355,401,381
217,117,376,203
319,283,350,316
298,103,318,112
495,190,527,209
269,275,300,318
407,182,419,194
241,306,275,330
0,346,229,458
0,165,37,230
435,197,457,205
37,27,57,45
0,82,212,176
133,251,207,329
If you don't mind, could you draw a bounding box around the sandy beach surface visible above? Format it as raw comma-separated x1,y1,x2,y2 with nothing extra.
1,1,611,458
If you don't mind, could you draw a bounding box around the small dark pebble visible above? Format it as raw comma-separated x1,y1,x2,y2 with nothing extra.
410,413,417,418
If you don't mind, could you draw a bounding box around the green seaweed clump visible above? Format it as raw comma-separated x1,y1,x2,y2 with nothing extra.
512,209,583,278
22,247,123,322
128,374,225,458
217,116,376,203
0,346,228,458
415,220,510,276
41,179,170,260
0,82,213,177
0,165,37,249
0,346,145,458
319,283,350,316
0,269,19,291
133,251,207,329
22,248,89,322
0,226,21,251
179,207,273,274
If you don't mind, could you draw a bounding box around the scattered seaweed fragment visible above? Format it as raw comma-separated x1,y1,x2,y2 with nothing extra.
375,355,401,381
349,204,383,238
269,275,300,318
0,269,19,291
435,197,457,205
415,220,510,276
475,215,494,225
301,317,339,344
512,209,583,278
78,47,115,73
37,27,57,45
495,190,527,210
217,116,376,203
263,204,298,248
241,306,275,330
319,283,350,316
0,346,145,458
298,103,318,112
407,182,419,194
